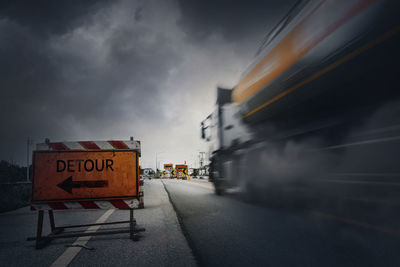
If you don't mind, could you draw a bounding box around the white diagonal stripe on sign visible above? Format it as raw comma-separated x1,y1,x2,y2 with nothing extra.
63,142,85,150
124,199,139,208
123,140,139,149
94,141,114,149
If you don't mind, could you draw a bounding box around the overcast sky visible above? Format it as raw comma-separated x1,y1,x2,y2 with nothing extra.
0,0,294,169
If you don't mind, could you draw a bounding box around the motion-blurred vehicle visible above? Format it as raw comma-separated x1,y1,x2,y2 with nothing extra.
190,168,198,177
201,0,400,202
143,168,155,179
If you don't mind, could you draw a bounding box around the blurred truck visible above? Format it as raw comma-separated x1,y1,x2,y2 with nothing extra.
201,0,400,201
143,168,155,179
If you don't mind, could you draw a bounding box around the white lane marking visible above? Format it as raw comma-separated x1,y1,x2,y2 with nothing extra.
310,211,400,236
184,181,214,190
50,209,115,267
93,201,114,209
327,173,400,177
315,179,400,186
322,135,400,150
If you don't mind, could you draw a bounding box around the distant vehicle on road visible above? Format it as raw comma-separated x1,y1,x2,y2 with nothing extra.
143,168,155,179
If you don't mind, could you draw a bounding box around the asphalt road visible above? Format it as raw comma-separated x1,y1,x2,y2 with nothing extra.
0,179,196,267
162,178,400,267
1,178,400,266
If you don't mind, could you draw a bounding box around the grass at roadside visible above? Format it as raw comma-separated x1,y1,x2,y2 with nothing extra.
0,183,31,212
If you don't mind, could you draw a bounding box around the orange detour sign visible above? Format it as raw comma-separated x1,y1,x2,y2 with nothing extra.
28,139,145,250
32,150,138,203
164,163,173,169
30,139,143,210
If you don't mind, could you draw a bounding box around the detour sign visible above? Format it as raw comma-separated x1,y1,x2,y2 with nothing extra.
32,150,139,203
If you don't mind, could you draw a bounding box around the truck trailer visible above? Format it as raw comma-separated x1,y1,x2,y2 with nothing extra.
201,0,400,202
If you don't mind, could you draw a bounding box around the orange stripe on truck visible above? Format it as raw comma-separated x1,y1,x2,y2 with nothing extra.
232,0,379,104
242,25,400,119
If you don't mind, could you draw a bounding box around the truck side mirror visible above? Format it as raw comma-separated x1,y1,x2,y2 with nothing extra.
201,122,205,139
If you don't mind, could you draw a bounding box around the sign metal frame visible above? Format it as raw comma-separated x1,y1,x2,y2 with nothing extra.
28,146,145,249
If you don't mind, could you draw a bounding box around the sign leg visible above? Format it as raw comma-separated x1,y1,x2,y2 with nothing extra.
130,208,134,239
48,210,55,232
130,208,138,241
36,210,44,249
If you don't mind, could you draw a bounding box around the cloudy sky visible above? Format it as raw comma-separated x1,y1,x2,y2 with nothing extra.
0,0,294,169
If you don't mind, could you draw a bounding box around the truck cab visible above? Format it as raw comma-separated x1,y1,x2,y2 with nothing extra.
201,88,253,193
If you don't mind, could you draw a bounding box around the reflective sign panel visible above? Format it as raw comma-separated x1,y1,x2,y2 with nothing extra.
31,150,139,203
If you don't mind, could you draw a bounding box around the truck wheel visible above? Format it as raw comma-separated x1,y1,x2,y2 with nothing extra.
215,187,224,196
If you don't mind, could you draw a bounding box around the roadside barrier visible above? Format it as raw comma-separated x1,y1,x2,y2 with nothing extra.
27,138,145,248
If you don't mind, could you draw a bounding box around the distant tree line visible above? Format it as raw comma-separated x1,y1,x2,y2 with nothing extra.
0,160,30,183
0,160,31,212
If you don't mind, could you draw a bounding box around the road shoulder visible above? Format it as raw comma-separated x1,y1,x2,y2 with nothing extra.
69,179,197,267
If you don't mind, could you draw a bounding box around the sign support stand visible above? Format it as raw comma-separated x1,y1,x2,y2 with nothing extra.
28,209,145,249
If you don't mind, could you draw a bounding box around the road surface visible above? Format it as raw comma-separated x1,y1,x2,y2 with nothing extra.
0,179,195,267
163,178,400,267
1,178,400,266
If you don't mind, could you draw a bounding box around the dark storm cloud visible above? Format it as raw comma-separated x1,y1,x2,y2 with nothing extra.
0,0,109,38
177,0,297,44
0,0,181,162
0,0,295,166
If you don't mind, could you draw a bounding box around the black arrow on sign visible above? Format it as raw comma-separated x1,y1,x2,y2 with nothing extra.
57,176,109,194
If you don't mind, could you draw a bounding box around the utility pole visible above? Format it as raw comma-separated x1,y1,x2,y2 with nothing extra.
26,137,32,182
199,152,206,175
156,151,166,178
199,152,205,168
155,153,158,177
